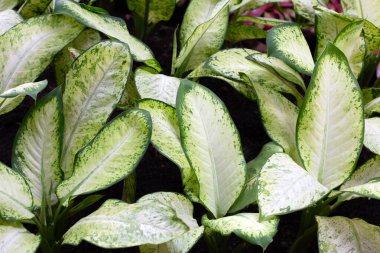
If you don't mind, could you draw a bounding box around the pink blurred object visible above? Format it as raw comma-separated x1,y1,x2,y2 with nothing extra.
243,2,294,26
327,0,343,13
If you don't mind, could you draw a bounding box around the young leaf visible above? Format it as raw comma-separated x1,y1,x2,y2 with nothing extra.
137,99,199,202
0,14,83,115
258,153,328,218
135,68,181,107
12,89,63,207
229,142,283,213
225,24,266,44
127,0,175,25
334,21,366,78
363,88,380,116
317,216,380,253
19,0,52,18
177,80,246,218
61,41,132,178
296,44,364,190
0,163,34,220
57,109,151,202
267,23,314,75
291,0,321,21
341,0,380,27
0,221,40,252
63,199,189,248
54,0,161,71
202,213,279,250
0,10,23,36
363,117,380,155
0,80,47,100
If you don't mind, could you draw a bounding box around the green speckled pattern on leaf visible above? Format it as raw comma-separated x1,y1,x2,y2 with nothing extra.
258,153,328,217
0,80,47,100
296,44,364,190
202,213,279,250
317,216,380,253
13,89,63,207
57,109,151,201
0,221,40,253
61,40,132,178
0,163,34,220
19,0,52,18
0,10,23,36
137,100,199,202
267,23,314,75
176,80,246,218
63,199,189,248
0,14,83,115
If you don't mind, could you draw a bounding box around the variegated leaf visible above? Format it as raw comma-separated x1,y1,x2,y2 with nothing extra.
57,109,151,202
0,80,47,100
0,0,18,11
341,0,380,27
0,10,22,35
267,23,314,75
296,44,363,190
363,117,380,155
202,213,279,250
0,221,40,253
258,153,328,217
61,41,132,178
177,80,246,218
225,24,266,44
317,216,380,253
292,0,325,21
334,21,366,78
229,142,283,213
363,88,380,116
19,0,52,18
63,199,189,247
13,89,62,207
137,100,199,202
0,14,83,115
0,163,34,220
135,68,180,107
118,71,141,110
54,0,160,71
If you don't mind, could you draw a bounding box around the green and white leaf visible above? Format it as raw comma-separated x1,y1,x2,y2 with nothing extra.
333,21,366,78
0,10,22,35
236,15,292,26
0,0,18,11
267,23,314,75
296,44,363,190
0,163,34,220
57,109,151,202
0,221,40,253
341,0,380,27
202,213,279,250
0,14,83,115
63,199,189,247
363,88,380,116
248,53,306,91
61,41,132,178
177,80,246,218
175,0,229,74
137,100,199,202
258,153,328,217
363,117,380,155
19,0,52,18
229,143,283,213
54,29,101,86
230,0,288,13
13,89,62,207
127,0,175,25
135,68,180,107
292,0,324,21
0,80,47,100
317,216,380,253
54,0,160,70
117,71,141,110
225,24,266,44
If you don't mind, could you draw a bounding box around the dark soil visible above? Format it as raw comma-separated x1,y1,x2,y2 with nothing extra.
1,1,380,253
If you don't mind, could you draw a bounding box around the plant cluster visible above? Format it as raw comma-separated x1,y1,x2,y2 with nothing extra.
0,0,380,252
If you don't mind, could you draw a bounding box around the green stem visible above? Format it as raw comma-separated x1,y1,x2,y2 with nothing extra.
290,224,318,253
122,171,137,203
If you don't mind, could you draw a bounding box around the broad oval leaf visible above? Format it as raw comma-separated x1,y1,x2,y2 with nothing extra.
57,109,151,202
225,24,266,44
54,0,160,70
0,10,23,35
363,117,380,155
258,153,328,218
137,100,199,202
296,44,364,190
63,199,189,248
177,80,246,218
135,68,180,107
267,23,314,75
0,221,40,253
0,163,34,220
0,14,83,115
341,0,380,27
13,89,63,207
317,216,380,253
61,40,132,178
202,213,279,250
0,80,48,100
